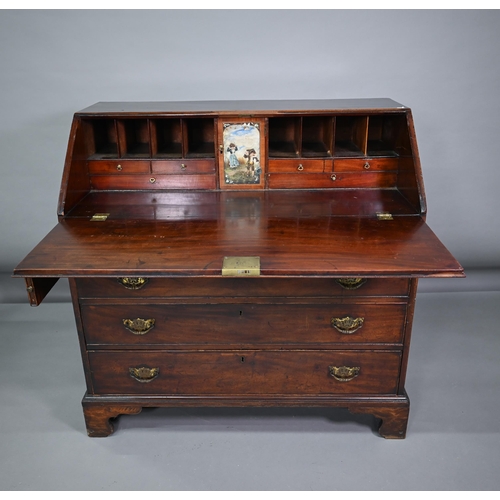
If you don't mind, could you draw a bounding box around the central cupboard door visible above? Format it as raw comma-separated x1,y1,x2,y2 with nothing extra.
218,118,267,189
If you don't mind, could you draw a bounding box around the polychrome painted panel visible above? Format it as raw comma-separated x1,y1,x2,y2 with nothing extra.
222,122,263,186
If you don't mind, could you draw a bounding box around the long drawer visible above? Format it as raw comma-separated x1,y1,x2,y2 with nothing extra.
88,350,402,396
81,303,407,347
76,277,410,299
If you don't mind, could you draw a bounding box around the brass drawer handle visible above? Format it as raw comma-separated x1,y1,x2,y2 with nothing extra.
123,318,155,335
116,164,122,171
363,162,370,170
331,316,364,334
129,366,159,383
335,278,367,290
297,164,304,171
150,177,156,183
117,277,149,290
329,365,360,382
180,163,187,170
331,174,337,181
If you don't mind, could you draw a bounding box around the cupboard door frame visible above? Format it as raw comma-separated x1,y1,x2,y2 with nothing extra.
217,117,267,190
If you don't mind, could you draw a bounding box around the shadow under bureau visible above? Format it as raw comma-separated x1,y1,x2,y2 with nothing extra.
13,99,464,438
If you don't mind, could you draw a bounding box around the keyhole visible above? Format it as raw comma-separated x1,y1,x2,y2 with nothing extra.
239,310,243,317
241,356,245,363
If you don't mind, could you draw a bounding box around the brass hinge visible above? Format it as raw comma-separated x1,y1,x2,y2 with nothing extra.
376,212,393,220
222,256,260,276
90,213,110,221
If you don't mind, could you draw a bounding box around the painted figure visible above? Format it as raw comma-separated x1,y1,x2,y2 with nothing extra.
227,143,239,168
244,148,259,177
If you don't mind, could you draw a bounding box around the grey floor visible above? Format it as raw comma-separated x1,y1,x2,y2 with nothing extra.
1,272,499,490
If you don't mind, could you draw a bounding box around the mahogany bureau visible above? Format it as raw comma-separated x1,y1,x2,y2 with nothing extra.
13,99,464,438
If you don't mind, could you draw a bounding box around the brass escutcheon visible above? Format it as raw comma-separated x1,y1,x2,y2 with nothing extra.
129,366,159,383
331,316,365,334
117,277,149,290
335,278,367,290
329,365,360,382
123,318,155,335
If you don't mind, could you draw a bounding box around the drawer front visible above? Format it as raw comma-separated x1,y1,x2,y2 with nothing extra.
81,303,407,347
267,172,397,189
88,160,151,174
334,158,399,172
76,277,410,299
88,350,401,395
90,174,216,190
152,159,215,174
268,159,325,173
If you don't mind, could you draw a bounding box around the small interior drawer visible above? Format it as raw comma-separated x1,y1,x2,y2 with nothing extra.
267,171,398,189
334,158,399,172
268,159,325,173
152,159,215,174
88,160,151,174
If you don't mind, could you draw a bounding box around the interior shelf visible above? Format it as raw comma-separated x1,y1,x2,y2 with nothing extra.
366,114,408,157
269,117,301,157
88,119,118,159
119,119,150,158
152,118,183,158
301,116,333,157
185,118,215,158
334,116,368,157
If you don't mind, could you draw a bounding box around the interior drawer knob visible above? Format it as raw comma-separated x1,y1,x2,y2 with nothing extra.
331,316,364,334
123,318,155,335
117,277,149,290
335,278,367,290
329,365,360,382
297,164,304,171
129,366,159,383
363,162,370,170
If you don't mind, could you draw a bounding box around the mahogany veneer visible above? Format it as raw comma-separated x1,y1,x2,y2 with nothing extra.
13,99,463,438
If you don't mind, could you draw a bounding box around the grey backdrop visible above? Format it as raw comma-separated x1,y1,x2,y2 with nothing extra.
1,9,500,295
